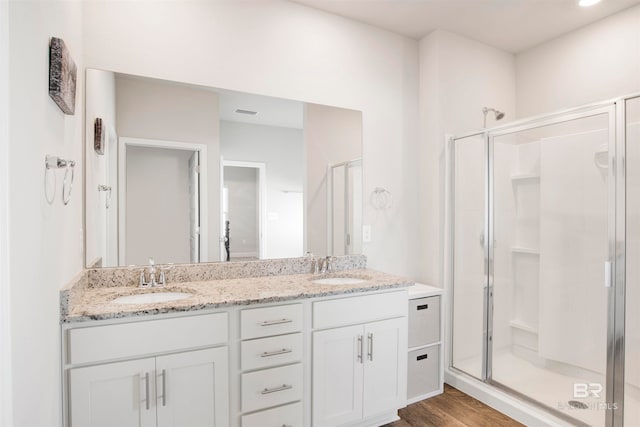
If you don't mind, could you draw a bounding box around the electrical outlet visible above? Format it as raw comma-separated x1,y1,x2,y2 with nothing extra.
362,225,372,243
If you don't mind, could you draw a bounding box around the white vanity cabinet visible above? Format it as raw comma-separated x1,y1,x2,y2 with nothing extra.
239,303,304,427
69,357,156,427
311,291,408,427
64,312,229,427
62,284,410,427
69,347,228,427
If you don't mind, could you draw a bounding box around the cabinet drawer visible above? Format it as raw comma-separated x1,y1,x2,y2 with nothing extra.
407,346,440,399
242,333,303,371
67,312,228,365
313,290,406,329
241,363,303,413
242,401,303,427
241,304,303,339
408,296,440,347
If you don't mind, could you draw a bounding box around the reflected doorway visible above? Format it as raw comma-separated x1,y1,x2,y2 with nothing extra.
119,137,208,266
220,160,266,261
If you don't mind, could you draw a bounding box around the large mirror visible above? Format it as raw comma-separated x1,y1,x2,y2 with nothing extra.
84,69,363,268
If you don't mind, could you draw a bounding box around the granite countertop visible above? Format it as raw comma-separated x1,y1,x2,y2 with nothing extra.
62,268,413,323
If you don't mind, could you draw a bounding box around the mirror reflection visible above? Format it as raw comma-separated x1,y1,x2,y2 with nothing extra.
85,69,363,267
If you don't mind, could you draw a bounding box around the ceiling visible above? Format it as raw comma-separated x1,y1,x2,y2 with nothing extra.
217,89,304,129
290,0,640,53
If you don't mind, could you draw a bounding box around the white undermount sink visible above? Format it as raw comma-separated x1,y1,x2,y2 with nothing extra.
311,277,367,285
112,292,193,305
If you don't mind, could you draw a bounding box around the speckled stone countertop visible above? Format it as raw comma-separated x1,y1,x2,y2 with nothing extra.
61,268,413,324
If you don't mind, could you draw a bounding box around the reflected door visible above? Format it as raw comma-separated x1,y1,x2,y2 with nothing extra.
329,159,363,256
188,151,201,263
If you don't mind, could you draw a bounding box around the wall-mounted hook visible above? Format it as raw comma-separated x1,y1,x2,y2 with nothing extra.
98,184,112,209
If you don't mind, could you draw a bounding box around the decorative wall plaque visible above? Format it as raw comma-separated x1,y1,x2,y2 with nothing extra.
48,37,77,115
94,118,105,155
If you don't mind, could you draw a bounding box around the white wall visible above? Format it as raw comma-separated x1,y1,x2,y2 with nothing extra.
8,1,84,426
516,4,640,117
0,1,11,425
220,120,304,259
419,30,517,286
83,0,421,277
115,75,220,261
305,103,363,257
85,69,116,267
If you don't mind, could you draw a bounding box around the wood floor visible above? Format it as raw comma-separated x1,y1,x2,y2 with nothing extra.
385,385,525,427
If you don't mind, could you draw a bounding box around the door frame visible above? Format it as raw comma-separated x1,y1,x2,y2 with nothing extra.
219,159,266,261
0,1,11,425
118,137,208,265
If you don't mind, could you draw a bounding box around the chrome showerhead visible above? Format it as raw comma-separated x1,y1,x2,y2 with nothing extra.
483,107,505,127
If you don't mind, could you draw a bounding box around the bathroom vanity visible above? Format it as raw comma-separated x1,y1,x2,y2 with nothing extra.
60,257,412,427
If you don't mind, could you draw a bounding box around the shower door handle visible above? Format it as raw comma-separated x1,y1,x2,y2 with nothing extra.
604,261,612,288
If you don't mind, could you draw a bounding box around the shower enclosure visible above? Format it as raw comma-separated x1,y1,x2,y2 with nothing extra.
448,94,640,426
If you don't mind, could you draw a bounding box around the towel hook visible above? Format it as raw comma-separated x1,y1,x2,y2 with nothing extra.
45,155,75,205
370,187,392,210
98,184,112,209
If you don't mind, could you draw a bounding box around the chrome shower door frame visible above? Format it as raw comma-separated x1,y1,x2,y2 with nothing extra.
449,97,630,426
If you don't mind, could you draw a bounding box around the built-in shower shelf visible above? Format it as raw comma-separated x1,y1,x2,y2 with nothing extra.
509,319,538,334
510,173,540,182
510,246,540,255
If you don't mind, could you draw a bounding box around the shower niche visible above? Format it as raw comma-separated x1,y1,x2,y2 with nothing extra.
497,139,541,362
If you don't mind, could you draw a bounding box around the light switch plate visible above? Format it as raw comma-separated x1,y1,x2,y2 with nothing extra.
362,225,372,242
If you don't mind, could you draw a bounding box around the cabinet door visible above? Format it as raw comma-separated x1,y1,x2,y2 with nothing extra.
312,325,364,427
362,317,407,418
156,347,229,427
69,358,156,427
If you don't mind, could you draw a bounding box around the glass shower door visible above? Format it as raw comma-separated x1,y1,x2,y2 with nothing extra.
625,96,640,427
490,110,614,426
451,133,488,380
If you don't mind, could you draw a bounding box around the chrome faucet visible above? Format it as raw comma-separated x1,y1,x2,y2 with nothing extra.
139,258,170,288
148,258,157,286
324,256,334,274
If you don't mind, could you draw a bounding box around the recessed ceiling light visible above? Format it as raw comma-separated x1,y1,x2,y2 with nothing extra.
579,0,601,6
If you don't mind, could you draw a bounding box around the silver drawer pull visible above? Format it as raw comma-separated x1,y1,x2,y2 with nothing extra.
282,425,292,427
143,372,150,410
159,369,166,407
261,348,293,357
261,384,293,394
260,318,293,326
